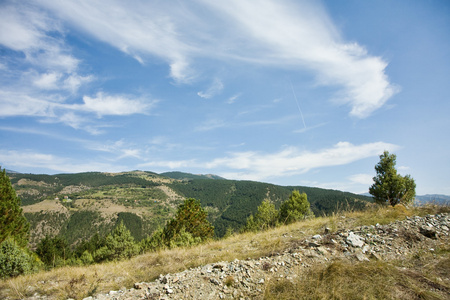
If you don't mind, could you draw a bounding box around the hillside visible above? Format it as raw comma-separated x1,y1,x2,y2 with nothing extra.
1,205,448,299
416,194,450,205
8,170,372,247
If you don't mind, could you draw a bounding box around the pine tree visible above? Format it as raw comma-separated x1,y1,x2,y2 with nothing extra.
244,199,278,231
0,167,29,247
369,151,416,206
164,198,214,244
279,190,313,224
94,221,139,261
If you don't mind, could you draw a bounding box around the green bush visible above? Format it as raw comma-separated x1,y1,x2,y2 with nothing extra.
35,235,71,268
244,199,279,232
169,227,202,249
93,221,139,262
0,238,42,278
164,198,214,243
140,227,166,252
279,190,313,224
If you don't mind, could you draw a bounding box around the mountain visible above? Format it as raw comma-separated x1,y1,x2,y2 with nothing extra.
8,170,373,248
160,171,225,180
360,192,450,205
415,194,450,205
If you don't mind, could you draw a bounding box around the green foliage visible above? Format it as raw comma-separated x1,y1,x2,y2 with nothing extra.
116,212,144,241
140,227,166,252
369,151,416,206
141,198,213,251
59,211,108,245
168,227,201,249
0,238,42,278
279,190,313,224
94,221,139,262
161,171,224,180
0,167,30,247
244,199,279,231
170,179,370,237
79,250,94,265
74,233,104,258
35,235,71,268
164,198,214,244
12,170,372,245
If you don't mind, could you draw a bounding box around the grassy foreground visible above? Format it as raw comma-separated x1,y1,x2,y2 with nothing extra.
1,204,449,299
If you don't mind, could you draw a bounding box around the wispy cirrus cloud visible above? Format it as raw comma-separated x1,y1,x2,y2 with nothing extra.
141,141,400,182
0,150,125,174
197,78,224,99
199,0,398,118
0,91,155,118
0,2,155,133
33,0,397,117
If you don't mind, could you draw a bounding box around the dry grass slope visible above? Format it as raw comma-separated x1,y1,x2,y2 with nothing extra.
1,204,449,299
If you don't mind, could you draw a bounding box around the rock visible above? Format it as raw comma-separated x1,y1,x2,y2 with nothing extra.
355,250,369,262
308,241,321,247
370,252,382,260
419,226,437,239
26,213,449,300
347,232,365,247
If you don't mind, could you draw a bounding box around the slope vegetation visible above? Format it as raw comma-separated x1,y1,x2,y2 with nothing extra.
1,205,448,299
9,171,372,247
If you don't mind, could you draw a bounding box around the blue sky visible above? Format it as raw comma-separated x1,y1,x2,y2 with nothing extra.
1,0,449,195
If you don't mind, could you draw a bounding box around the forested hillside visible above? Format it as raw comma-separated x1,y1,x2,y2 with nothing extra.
168,179,371,236
8,171,372,246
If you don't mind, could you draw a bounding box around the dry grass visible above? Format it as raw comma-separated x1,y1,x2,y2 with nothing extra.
263,244,450,300
1,204,448,299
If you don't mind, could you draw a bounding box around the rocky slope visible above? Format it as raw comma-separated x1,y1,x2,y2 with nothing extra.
31,212,446,300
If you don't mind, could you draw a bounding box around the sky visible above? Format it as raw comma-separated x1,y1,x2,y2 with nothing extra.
0,0,449,195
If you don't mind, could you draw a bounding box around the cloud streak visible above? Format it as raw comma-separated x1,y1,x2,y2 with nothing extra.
32,0,397,117
0,150,125,174
197,78,224,99
142,141,400,182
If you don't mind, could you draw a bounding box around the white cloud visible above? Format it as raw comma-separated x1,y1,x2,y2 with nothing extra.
199,0,398,118
197,78,224,99
87,139,143,159
348,173,374,185
37,0,195,83
208,142,399,181
31,0,397,116
0,150,125,174
79,92,155,116
140,159,196,170
63,74,94,93
32,72,62,90
226,93,241,104
0,90,57,117
195,119,227,131
0,89,155,132
140,141,399,182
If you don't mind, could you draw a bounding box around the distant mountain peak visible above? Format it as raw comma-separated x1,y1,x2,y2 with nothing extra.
160,171,225,180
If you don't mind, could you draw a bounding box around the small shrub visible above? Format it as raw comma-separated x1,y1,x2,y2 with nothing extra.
0,238,42,278
224,275,234,287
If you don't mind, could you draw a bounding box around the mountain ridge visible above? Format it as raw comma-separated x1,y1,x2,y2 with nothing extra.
9,170,371,247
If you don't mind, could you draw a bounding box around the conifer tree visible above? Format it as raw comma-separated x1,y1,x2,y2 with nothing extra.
369,151,416,206
244,199,278,231
279,190,313,224
0,167,29,247
94,221,139,261
164,198,214,243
